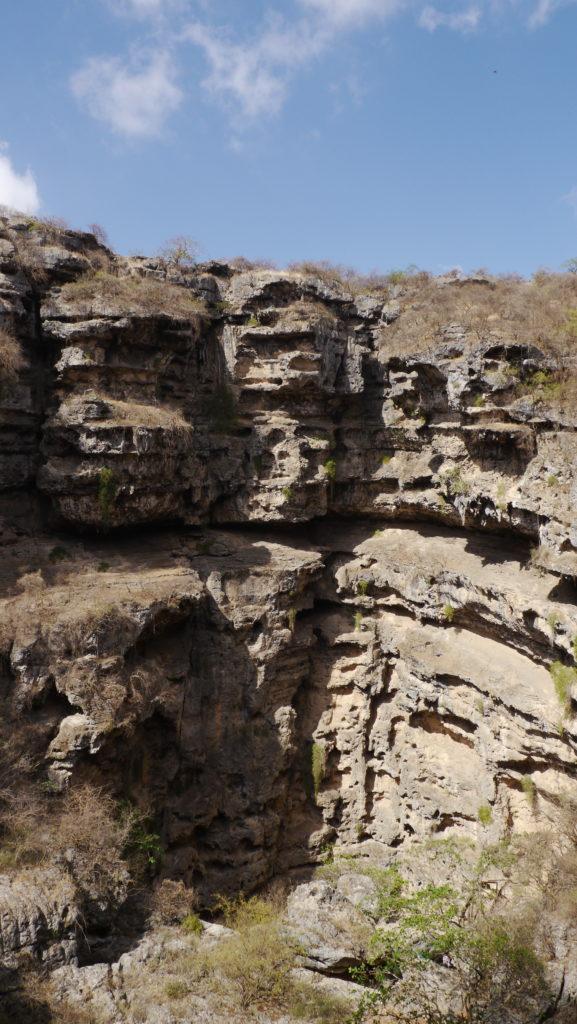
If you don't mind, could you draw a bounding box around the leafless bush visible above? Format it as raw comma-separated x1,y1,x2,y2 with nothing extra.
87,222,110,248
228,256,277,272
0,328,25,382
158,235,199,268
150,878,199,925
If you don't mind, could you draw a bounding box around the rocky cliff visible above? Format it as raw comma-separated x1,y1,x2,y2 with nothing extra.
1,212,577,1021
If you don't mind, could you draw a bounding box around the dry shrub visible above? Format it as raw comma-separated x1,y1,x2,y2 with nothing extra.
287,260,426,297
87,222,110,248
94,397,191,433
382,271,577,362
0,328,25,382
285,299,338,324
150,878,199,925
58,270,205,318
158,235,199,268
0,775,136,905
229,255,277,272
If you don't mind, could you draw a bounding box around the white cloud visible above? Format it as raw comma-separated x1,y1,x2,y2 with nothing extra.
71,51,182,138
184,17,331,118
87,0,565,138
184,0,405,120
299,0,403,27
108,0,181,17
527,0,557,26
185,24,287,117
419,4,481,31
0,147,40,214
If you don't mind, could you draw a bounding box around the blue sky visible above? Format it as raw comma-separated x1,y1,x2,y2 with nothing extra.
1,0,576,275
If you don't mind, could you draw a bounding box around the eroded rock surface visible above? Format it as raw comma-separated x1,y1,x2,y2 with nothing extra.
1,213,577,1016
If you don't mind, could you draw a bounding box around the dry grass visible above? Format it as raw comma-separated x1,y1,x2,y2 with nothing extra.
58,270,206,318
96,397,191,432
0,328,25,382
129,894,353,1022
284,299,338,325
229,256,278,272
288,259,403,296
382,271,577,362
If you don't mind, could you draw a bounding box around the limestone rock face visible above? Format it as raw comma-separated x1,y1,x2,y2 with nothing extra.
1,213,577,1012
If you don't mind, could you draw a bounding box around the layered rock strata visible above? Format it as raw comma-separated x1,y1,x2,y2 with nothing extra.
1,213,577,1005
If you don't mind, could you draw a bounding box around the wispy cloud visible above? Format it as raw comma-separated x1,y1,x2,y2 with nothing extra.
183,0,408,121
71,51,183,138
419,4,481,31
0,146,40,214
184,15,331,118
298,0,404,28
527,0,557,27
108,0,184,18
80,0,570,138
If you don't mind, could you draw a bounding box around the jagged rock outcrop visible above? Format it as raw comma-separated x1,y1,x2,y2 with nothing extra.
2,212,577,1017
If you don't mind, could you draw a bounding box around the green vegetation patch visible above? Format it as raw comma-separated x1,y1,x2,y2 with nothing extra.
97,467,117,524
478,805,493,826
550,660,577,715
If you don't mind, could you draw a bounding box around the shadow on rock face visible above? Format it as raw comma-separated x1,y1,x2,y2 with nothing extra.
0,965,53,1024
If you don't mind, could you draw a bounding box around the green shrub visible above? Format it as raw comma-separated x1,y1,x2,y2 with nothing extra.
288,981,352,1022
181,913,203,936
282,485,293,500
349,853,550,1024
246,315,260,327
97,468,116,523
527,369,552,387
443,603,455,623
311,742,326,798
206,897,300,1011
49,546,68,563
478,804,492,826
387,269,406,285
546,611,560,633
288,607,297,631
381,454,392,465
164,980,189,1000
546,473,559,487
357,579,369,596
441,466,470,497
123,811,162,879
565,308,577,338
496,481,508,511
97,561,110,573
354,610,363,631
323,458,337,481
521,775,537,810
550,661,576,715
